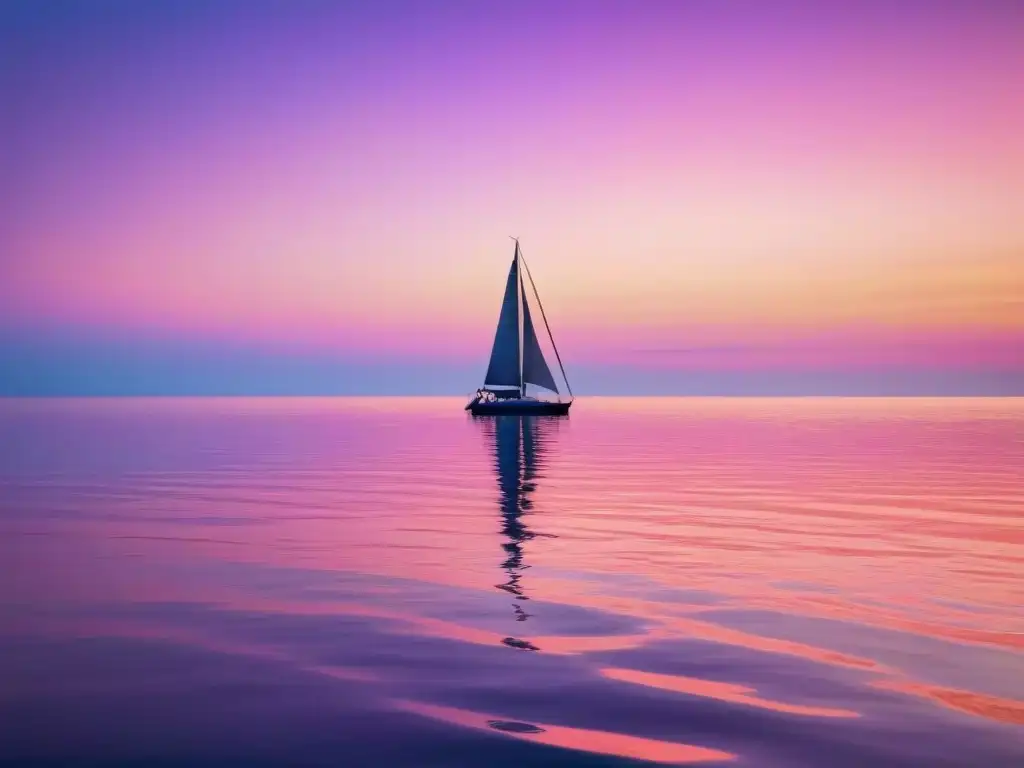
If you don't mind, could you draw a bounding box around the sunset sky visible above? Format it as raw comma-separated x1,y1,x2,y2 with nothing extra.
2,0,1022,394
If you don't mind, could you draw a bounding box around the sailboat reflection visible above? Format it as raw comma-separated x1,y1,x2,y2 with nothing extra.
475,414,561,650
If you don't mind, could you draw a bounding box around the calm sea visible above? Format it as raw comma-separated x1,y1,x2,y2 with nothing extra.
1,397,1022,767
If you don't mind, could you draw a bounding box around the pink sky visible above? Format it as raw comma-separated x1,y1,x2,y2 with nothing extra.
2,1,1022,393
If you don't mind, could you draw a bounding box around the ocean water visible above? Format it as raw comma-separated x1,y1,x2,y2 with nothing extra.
1,397,1022,767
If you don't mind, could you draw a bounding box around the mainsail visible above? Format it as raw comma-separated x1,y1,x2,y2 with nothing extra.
483,257,521,388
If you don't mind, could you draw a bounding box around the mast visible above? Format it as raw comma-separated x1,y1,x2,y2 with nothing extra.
516,239,524,398
519,246,573,400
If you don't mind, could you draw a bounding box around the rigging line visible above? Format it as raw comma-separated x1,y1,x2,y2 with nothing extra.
517,245,574,399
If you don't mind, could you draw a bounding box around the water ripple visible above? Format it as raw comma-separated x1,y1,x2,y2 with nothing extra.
1,397,1022,766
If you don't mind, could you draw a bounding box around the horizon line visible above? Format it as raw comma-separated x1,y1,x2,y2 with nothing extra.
2,394,1022,400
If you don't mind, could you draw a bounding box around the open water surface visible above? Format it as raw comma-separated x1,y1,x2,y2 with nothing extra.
1,397,1022,766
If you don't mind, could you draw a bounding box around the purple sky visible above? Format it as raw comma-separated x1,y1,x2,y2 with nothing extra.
2,0,1022,394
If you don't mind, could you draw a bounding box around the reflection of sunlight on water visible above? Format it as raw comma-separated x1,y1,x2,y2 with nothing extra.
872,679,1024,726
393,699,736,764
600,667,860,718
1,397,1023,765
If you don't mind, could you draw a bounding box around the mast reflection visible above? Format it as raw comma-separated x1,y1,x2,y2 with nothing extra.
475,415,561,648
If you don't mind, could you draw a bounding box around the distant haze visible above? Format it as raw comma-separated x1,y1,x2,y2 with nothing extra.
2,1,1022,395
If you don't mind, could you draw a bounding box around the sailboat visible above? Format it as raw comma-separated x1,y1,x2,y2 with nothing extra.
466,239,573,415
